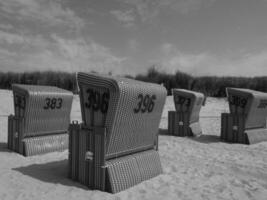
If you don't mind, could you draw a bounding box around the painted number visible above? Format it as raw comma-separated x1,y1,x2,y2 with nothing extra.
134,94,156,113
85,89,110,114
43,98,63,109
174,96,191,107
15,95,26,109
258,100,267,109
229,95,247,108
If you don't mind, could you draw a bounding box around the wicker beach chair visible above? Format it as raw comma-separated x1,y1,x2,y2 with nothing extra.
8,84,73,156
168,89,205,136
221,87,267,144
69,72,167,193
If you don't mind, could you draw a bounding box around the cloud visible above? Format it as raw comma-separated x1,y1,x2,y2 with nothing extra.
0,1,129,74
51,34,126,73
0,31,67,71
110,9,136,27
0,29,126,74
0,0,84,30
127,39,139,52
164,0,216,15
157,43,267,77
119,0,216,23
0,24,13,31
121,0,160,23
0,30,25,44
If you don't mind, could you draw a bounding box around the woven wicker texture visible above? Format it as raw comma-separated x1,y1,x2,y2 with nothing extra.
245,128,267,144
77,72,167,157
106,154,142,193
226,87,267,129
68,123,163,193
12,84,73,137
23,133,68,156
133,150,163,181
105,150,162,193
172,89,204,124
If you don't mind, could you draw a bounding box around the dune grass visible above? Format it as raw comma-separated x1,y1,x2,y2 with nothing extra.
0,68,266,97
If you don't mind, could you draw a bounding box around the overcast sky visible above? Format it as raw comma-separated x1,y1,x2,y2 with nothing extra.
0,0,267,76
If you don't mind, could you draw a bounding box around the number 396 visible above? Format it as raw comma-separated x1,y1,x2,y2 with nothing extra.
85,89,109,114
134,94,156,113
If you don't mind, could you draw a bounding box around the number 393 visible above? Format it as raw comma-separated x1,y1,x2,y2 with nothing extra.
134,94,156,113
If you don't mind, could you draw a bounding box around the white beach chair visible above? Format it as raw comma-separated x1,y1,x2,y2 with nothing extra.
168,89,205,136
221,87,267,144
69,72,167,193
8,84,73,156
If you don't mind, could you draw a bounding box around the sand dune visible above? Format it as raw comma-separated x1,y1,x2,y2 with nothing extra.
0,89,266,200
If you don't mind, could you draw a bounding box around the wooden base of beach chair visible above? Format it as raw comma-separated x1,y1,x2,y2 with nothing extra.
69,123,162,193
221,113,247,144
8,115,24,153
168,111,202,136
8,115,68,156
221,113,267,144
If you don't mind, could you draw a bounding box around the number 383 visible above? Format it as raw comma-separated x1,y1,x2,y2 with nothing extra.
134,94,156,113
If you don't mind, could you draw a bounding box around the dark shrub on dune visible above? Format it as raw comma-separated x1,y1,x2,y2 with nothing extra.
0,68,266,97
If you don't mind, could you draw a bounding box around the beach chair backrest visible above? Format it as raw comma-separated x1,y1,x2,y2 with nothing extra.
12,84,73,137
226,87,267,129
77,72,167,158
172,89,204,123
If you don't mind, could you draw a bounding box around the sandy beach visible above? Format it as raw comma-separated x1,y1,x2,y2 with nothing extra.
0,89,266,200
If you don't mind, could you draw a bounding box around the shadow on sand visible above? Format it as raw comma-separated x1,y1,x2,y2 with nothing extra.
189,135,222,144
158,128,172,136
0,142,11,152
13,159,87,189
159,128,222,144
